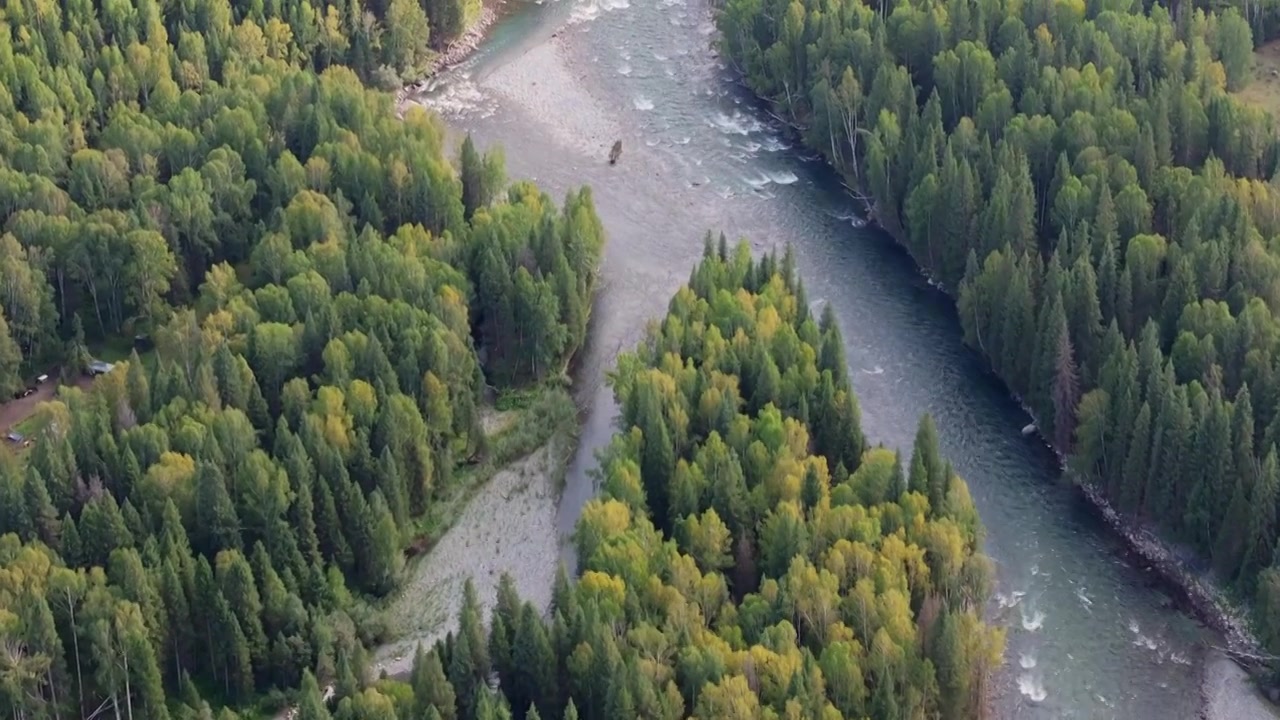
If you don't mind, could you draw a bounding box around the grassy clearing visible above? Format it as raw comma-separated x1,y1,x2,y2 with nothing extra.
1235,40,1280,121
12,414,41,437
88,336,157,370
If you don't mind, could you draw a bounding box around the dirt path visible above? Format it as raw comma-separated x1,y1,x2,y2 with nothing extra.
0,382,56,433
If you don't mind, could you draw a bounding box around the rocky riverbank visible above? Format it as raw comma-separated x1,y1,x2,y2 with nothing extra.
1072,476,1280,719
370,440,565,679
1075,481,1257,654
396,1,504,108
1007,399,1277,718
1007,398,1269,680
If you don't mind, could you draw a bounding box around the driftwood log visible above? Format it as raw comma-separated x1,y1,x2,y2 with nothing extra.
609,140,622,165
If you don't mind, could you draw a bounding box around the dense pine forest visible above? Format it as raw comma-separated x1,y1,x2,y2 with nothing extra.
341,243,1000,720
0,0,607,716
718,0,1280,659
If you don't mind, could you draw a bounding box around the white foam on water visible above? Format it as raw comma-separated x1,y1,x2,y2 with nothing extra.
569,0,629,24
569,1,599,23
767,170,799,185
1030,563,1040,576
1021,607,1046,631
761,136,792,152
633,96,654,111
1134,634,1158,651
676,136,691,144
617,63,632,76
417,79,495,120
1018,674,1047,702
1170,651,1191,665
740,141,763,153
708,110,765,136
1019,653,1037,669
1076,586,1093,609
861,366,884,375
1128,619,1140,634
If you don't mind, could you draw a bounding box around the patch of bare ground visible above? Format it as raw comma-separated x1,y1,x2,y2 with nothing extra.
479,405,518,436
1202,648,1280,720
1234,40,1280,122
370,442,562,678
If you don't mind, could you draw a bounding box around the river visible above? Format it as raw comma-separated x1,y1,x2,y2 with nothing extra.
407,0,1241,716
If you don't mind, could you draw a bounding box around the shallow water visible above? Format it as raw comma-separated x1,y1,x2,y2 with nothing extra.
411,0,1215,716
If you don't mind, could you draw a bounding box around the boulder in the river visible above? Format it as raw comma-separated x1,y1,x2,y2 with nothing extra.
1021,423,1037,436
609,140,622,165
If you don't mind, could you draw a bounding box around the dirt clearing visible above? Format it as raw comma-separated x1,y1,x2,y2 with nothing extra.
0,372,96,438
1234,40,1280,121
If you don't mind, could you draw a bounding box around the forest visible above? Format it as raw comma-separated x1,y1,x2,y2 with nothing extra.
718,0,1280,658
282,241,1002,720
0,0,608,716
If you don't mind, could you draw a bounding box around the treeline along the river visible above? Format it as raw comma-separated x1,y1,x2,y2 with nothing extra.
373,241,1002,720
718,0,1280,663
0,0,607,716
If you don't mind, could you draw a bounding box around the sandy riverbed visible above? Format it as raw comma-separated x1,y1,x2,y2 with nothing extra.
371,443,561,678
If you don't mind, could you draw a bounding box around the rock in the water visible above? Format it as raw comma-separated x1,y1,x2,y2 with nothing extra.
609,139,622,165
